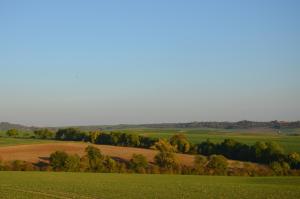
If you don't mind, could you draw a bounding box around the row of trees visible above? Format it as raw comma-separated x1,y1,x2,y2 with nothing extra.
2,144,297,176
0,144,234,176
5,127,300,172
55,128,159,149
195,139,300,170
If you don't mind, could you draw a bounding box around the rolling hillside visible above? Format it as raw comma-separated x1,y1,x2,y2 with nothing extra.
0,142,263,170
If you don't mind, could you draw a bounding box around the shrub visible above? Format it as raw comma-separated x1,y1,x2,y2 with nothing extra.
129,154,148,173
270,161,290,175
169,134,191,153
287,152,300,169
6,129,18,137
103,157,117,172
34,128,54,139
194,155,208,174
89,130,101,144
49,151,69,171
85,145,105,172
152,139,176,153
55,128,88,141
65,154,81,172
207,155,228,175
154,151,179,170
10,160,35,171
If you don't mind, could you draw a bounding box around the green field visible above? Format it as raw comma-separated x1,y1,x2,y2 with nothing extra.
1,127,300,153
0,172,299,199
114,128,300,153
0,137,55,147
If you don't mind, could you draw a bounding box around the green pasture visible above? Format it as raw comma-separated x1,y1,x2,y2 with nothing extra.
0,172,299,199
0,137,55,147
114,128,300,153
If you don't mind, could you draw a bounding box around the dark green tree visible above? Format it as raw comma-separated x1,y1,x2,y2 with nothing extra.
85,145,104,172
169,134,191,153
129,154,148,173
49,151,69,171
6,129,18,137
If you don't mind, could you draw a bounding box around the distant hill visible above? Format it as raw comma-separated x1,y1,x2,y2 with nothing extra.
1,120,300,132
0,122,36,131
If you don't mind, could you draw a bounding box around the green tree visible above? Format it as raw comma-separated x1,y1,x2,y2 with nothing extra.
153,139,179,171
85,145,104,172
49,151,68,171
270,161,284,175
125,134,140,147
270,161,290,176
6,129,18,137
34,128,54,139
194,155,208,174
169,134,191,153
152,139,176,152
287,152,300,169
154,151,178,170
55,128,87,141
10,160,35,171
103,157,117,172
129,154,148,173
89,130,101,144
207,155,228,175
65,154,81,172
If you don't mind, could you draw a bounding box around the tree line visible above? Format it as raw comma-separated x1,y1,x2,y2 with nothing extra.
4,127,300,175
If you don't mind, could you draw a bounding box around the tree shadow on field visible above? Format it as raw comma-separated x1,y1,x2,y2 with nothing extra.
111,156,128,164
34,160,50,170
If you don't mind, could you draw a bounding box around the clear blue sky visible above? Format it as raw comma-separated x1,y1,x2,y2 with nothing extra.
0,0,299,126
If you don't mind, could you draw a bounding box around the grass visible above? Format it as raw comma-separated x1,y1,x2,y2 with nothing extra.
0,171,299,199
113,128,300,153
0,137,55,147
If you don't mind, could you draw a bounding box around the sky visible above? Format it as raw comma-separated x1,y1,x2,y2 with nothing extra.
0,0,299,126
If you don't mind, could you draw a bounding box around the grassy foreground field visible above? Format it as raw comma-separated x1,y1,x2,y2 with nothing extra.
0,172,300,199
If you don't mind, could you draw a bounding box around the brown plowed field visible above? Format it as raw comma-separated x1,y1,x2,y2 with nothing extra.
0,142,196,166
0,142,259,168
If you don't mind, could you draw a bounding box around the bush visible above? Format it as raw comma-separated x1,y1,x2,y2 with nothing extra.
6,129,18,137
85,145,105,172
194,155,208,174
152,139,176,153
207,155,228,175
129,154,148,173
34,128,54,139
154,151,179,170
49,151,69,171
55,128,88,141
65,154,81,172
287,152,300,169
9,160,35,171
169,134,191,153
89,130,101,144
270,161,290,175
196,139,217,155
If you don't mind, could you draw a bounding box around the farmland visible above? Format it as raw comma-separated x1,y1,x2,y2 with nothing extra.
0,172,300,199
0,142,257,169
0,137,55,147
1,127,300,153
108,128,300,153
